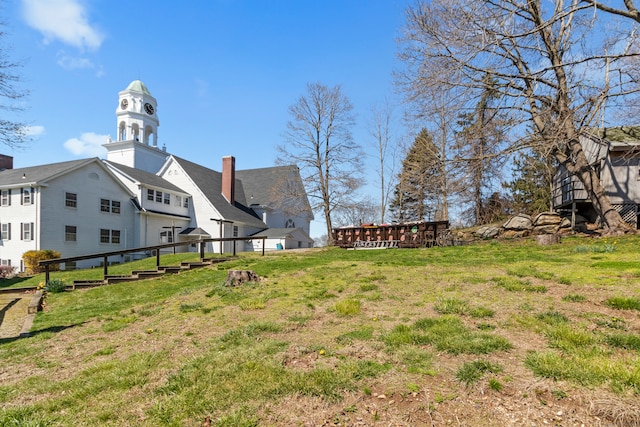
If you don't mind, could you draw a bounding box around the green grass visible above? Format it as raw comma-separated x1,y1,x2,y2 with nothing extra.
2,235,640,425
456,360,503,386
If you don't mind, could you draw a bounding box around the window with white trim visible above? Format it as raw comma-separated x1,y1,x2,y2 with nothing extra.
1,189,11,206
155,190,162,202
65,225,77,242
1,223,10,240
21,188,33,205
65,192,77,208
100,198,121,214
147,189,154,201
160,230,174,243
183,197,189,208
21,222,33,241
1,259,11,266
100,228,121,244
163,192,170,205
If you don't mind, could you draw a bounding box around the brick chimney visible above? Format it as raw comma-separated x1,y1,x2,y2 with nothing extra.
222,156,235,204
0,154,13,170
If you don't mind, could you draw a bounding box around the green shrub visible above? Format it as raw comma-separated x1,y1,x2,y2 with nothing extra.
22,249,61,274
44,278,66,293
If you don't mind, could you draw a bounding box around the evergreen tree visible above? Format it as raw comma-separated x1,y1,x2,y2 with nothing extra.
389,129,442,222
505,149,555,215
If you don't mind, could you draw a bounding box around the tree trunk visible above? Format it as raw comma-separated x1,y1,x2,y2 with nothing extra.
560,140,631,233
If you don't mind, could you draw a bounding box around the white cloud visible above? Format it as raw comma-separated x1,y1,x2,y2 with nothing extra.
24,125,45,137
56,51,94,70
64,132,108,157
21,0,104,51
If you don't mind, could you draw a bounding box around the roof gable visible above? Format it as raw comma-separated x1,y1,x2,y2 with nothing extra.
105,160,188,194
0,158,135,197
167,156,266,227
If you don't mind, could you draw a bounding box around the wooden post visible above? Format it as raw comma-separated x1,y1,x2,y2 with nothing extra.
156,249,161,268
103,256,108,279
233,239,236,256
45,264,50,284
262,237,266,256
200,240,205,259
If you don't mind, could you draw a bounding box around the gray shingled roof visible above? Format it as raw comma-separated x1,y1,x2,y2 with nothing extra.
105,160,187,194
0,158,100,187
236,165,312,215
170,156,267,228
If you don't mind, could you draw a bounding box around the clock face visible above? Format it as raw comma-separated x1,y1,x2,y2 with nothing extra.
120,99,128,110
144,103,155,115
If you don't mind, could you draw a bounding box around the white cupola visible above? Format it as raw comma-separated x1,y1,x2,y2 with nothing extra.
104,80,168,173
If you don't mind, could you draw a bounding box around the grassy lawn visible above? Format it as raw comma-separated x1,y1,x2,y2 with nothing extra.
1,235,639,426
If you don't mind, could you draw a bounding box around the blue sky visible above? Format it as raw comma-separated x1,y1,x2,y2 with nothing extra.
4,0,412,238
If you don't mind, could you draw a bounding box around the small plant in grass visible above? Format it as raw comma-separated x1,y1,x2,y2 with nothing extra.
401,348,435,375
562,294,586,302
407,382,421,393
558,276,573,285
470,306,495,318
575,240,617,253
604,333,640,351
238,298,266,310
334,298,361,316
434,297,468,315
605,296,640,311
359,283,379,292
456,360,503,386
477,323,496,331
335,326,374,344
535,310,569,325
551,389,568,399
43,278,66,293
488,378,503,391
545,324,596,351
493,276,547,293
179,302,203,313
594,316,627,330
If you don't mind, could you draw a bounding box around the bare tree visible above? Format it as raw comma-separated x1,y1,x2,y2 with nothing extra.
454,78,508,225
368,99,398,224
0,19,29,149
332,196,379,227
278,82,363,242
397,0,640,232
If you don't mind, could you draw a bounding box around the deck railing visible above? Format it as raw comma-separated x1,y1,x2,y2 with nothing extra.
39,236,266,284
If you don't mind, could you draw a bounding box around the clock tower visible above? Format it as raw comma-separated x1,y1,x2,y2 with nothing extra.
104,80,167,173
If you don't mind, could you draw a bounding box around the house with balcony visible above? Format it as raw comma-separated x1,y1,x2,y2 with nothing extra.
552,127,640,228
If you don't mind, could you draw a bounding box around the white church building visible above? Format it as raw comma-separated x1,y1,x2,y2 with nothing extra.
0,80,314,271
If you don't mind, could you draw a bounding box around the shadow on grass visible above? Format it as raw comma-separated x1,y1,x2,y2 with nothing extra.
0,323,84,345
0,276,35,289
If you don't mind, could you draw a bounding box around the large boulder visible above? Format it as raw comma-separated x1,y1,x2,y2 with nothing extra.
503,214,533,231
533,212,562,227
475,225,501,239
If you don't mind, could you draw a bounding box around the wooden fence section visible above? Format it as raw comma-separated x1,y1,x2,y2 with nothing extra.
332,221,450,249
39,236,266,284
